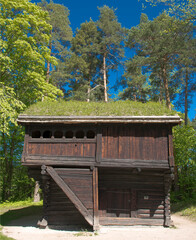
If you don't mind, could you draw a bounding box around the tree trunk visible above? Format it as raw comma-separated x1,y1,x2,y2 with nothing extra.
87,86,90,102
185,68,188,125
103,53,108,102
46,61,50,84
162,63,171,110
46,34,52,83
33,181,40,202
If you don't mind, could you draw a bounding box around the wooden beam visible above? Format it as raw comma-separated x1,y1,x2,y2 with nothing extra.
168,127,175,168
96,128,102,162
93,167,99,230
46,166,93,226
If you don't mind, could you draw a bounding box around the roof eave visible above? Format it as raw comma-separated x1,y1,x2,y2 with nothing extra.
17,115,182,125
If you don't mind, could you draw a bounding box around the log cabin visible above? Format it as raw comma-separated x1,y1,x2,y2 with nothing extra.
17,101,181,230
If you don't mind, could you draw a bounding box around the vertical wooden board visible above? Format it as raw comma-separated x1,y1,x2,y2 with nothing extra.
152,125,157,160
107,126,113,159
51,143,55,155
28,143,32,154
66,143,74,156
96,128,102,162
144,126,154,160
139,125,144,159
118,126,123,159
75,143,83,157
59,143,63,156
119,125,130,159
111,125,119,159
134,125,141,159
124,125,130,159
36,142,41,155
129,126,135,159
91,144,96,157
168,127,174,167
84,143,89,157
160,128,168,160
102,127,107,159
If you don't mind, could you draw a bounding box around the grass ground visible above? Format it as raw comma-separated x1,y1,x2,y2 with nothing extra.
0,200,43,240
171,198,196,221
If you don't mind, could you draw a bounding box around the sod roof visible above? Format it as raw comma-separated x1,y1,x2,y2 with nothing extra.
17,100,181,124
22,100,177,117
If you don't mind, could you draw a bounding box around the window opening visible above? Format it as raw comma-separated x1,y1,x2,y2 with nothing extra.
65,130,73,138
76,130,84,138
43,130,52,138
32,130,41,138
87,130,95,139
54,131,63,138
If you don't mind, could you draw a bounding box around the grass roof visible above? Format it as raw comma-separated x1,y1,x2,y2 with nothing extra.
22,100,177,116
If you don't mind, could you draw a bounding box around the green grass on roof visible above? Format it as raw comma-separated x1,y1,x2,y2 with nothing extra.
22,100,177,116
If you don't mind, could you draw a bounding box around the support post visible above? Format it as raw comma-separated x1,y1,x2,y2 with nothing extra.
164,173,172,227
38,165,50,228
93,167,99,230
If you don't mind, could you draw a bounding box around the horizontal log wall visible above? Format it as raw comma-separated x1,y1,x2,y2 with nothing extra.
47,179,89,226
99,168,165,225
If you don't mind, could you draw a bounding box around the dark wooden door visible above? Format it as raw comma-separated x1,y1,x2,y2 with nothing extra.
99,188,131,217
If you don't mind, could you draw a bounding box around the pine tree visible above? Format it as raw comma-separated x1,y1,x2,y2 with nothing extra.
126,13,192,110
38,0,72,87
97,6,125,102
65,20,102,101
173,32,196,125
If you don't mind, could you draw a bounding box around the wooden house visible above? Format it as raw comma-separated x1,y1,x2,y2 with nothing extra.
18,109,181,230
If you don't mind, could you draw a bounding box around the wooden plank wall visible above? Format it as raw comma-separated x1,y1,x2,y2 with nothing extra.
47,178,89,226
28,142,96,158
98,168,165,225
55,168,93,213
102,124,168,161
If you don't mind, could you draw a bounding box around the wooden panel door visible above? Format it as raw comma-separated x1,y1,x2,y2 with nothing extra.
99,188,131,218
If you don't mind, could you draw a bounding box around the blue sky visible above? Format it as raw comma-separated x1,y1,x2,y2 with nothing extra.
32,0,195,120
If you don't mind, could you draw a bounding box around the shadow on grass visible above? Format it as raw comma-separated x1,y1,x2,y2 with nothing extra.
171,199,196,214
0,206,42,227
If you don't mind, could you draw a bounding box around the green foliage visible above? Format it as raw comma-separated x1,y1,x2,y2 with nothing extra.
38,0,72,87
97,5,126,101
171,198,196,221
0,84,24,135
0,0,63,105
66,20,102,101
173,124,196,199
124,12,193,110
0,0,63,203
143,0,196,22
23,99,177,116
0,125,34,202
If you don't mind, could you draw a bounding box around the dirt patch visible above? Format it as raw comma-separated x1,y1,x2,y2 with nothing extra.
2,214,196,240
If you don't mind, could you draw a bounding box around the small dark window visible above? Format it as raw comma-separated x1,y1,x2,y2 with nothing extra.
43,130,52,138
87,130,95,139
32,130,41,138
54,131,63,138
76,130,84,138
65,130,73,138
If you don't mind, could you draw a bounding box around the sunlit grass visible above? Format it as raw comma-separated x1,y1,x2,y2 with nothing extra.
171,198,196,221
0,200,43,226
23,100,177,116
